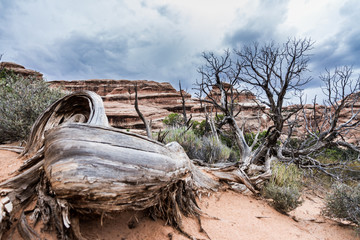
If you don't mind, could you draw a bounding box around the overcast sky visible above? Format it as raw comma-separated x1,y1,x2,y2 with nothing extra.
1,0,359,103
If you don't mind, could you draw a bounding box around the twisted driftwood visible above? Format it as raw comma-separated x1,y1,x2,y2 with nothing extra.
0,91,223,239
44,123,195,211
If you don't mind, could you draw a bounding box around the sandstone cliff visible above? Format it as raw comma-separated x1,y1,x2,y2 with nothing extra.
50,79,194,130
0,62,43,79
4,62,357,143
284,97,360,145
49,79,267,132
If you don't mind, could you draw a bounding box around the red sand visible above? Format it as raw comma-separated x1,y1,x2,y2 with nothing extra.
79,191,358,240
0,149,23,182
0,149,358,240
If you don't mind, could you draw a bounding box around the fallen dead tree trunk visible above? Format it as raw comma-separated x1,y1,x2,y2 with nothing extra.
0,91,222,239
43,123,194,211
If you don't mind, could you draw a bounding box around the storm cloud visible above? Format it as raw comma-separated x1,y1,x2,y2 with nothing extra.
1,0,359,102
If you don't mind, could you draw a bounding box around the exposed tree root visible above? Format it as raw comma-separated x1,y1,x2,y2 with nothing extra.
0,146,24,154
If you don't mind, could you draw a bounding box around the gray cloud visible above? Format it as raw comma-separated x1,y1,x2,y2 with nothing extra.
223,0,360,99
310,0,360,85
0,0,360,97
224,0,289,47
13,29,199,90
225,29,262,46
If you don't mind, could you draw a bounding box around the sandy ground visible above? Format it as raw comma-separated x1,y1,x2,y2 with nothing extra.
0,149,23,182
0,149,358,240
79,191,358,240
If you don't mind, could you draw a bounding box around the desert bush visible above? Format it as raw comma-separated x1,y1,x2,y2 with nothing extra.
323,183,360,229
0,69,65,142
317,146,359,163
263,183,303,213
317,147,360,181
270,161,303,188
162,113,183,127
163,127,201,159
214,113,225,123
191,119,209,137
163,127,232,163
201,136,231,163
263,161,303,213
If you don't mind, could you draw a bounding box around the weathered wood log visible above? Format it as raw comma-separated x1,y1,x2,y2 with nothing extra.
0,91,111,239
0,145,24,153
43,123,194,211
0,91,219,239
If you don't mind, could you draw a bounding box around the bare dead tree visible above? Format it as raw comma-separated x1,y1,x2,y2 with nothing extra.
279,66,360,178
127,86,132,103
235,38,313,158
195,49,244,146
134,83,152,139
195,39,314,187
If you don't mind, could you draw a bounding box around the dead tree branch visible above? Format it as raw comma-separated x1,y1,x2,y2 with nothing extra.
134,83,152,139
279,66,360,178
179,81,189,126
194,38,314,189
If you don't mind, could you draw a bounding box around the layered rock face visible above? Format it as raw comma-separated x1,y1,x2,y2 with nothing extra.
284,97,360,145
0,62,43,79
50,79,194,130
49,79,267,132
2,61,357,143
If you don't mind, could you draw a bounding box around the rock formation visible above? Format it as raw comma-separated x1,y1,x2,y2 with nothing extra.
6,61,355,143
0,62,43,79
50,79,192,130
0,62,264,132
49,79,267,132
283,96,360,145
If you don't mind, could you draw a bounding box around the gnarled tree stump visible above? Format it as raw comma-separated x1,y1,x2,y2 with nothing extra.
0,91,219,240
44,123,194,211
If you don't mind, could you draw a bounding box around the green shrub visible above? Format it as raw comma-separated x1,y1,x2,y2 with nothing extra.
270,161,303,188
201,136,231,163
263,161,303,213
163,127,232,163
317,146,359,163
244,130,268,150
313,146,360,181
214,113,225,123
0,70,65,142
263,183,302,213
191,119,209,137
163,113,183,127
163,127,200,158
323,183,360,229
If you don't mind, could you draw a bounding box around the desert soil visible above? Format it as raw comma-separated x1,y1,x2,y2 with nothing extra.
0,149,358,240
